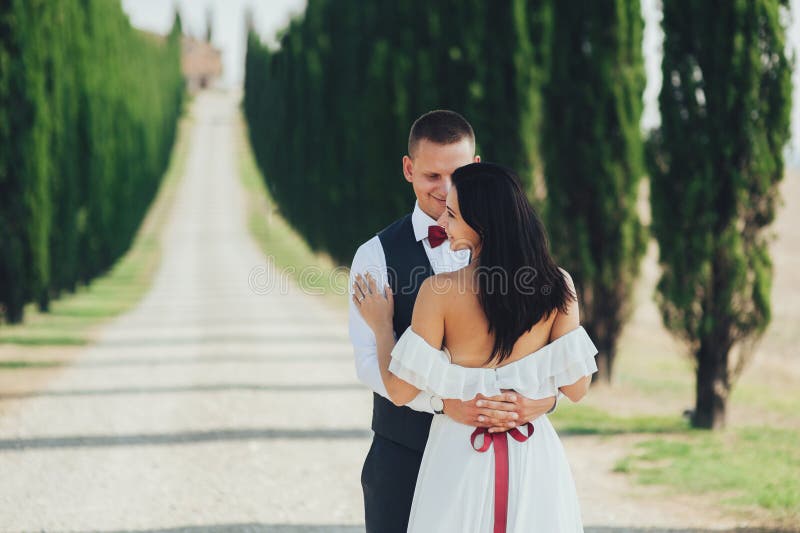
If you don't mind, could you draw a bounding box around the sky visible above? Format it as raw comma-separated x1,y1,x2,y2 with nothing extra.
121,0,800,156
120,0,307,88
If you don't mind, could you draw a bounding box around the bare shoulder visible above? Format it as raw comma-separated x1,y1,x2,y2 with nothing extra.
549,267,580,341
411,275,447,348
558,267,576,294
414,271,464,316
418,273,452,305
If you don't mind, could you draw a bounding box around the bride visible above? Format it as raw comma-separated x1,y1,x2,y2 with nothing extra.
352,162,598,532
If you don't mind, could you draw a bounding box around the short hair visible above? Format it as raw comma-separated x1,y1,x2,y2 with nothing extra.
408,110,475,157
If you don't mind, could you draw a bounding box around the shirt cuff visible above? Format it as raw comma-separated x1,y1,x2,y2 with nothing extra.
406,389,435,414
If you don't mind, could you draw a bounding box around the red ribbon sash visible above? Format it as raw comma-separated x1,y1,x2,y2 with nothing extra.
470,422,535,533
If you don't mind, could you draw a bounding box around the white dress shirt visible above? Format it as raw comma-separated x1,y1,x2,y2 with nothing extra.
349,201,471,413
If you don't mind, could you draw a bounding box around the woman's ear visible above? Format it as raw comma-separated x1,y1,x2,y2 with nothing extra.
474,155,481,163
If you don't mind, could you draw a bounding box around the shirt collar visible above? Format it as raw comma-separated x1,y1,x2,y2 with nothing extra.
412,200,440,242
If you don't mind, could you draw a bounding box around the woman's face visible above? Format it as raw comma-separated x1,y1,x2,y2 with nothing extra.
437,185,481,256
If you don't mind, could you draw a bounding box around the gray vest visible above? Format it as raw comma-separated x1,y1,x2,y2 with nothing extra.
372,214,434,452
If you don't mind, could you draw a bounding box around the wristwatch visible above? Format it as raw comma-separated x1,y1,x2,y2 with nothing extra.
430,395,445,415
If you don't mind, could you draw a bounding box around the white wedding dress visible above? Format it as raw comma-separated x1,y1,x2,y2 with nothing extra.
389,325,598,533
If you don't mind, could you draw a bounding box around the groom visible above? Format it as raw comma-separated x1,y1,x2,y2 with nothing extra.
348,110,557,533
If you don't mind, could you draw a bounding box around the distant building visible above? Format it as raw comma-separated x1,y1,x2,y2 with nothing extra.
181,36,222,92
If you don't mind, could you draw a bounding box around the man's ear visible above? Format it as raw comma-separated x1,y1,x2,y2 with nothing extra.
402,155,414,182
474,155,481,163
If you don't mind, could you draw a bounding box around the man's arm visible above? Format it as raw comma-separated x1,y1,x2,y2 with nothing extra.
348,237,435,413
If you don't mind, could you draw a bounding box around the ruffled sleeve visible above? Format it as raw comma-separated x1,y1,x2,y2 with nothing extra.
388,325,599,401
389,328,500,400
493,325,599,399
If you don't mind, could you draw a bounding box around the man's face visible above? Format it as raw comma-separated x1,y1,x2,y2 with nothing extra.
402,138,479,220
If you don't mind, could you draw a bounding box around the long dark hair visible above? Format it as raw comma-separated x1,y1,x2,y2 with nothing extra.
451,162,575,366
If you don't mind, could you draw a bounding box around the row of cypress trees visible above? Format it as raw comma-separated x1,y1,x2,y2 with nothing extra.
0,0,185,324
243,0,643,385
243,0,549,265
243,0,791,428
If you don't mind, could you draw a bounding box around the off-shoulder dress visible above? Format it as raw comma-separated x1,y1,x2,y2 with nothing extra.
389,325,599,533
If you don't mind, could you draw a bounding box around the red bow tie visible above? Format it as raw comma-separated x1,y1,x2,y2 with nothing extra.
427,225,447,248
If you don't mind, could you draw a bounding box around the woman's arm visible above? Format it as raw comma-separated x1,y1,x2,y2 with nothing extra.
550,269,591,403
373,325,420,406
353,273,433,406
383,276,445,404
559,376,591,403
379,276,445,405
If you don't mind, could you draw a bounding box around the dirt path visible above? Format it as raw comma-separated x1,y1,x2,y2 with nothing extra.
0,91,369,531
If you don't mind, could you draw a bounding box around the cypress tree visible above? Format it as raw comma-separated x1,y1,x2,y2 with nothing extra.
648,0,792,428
541,0,647,382
0,0,53,320
0,0,31,323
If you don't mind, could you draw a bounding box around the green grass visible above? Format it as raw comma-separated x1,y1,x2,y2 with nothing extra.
731,380,800,419
616,427,800,523
551,401,800,524
550,403,690,435
236,112,348,310
0,110,192,346
550,382,800,527
0,360,66,369
0,336,87,347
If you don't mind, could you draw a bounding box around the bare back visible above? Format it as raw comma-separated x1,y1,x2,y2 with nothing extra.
437,270,560,369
